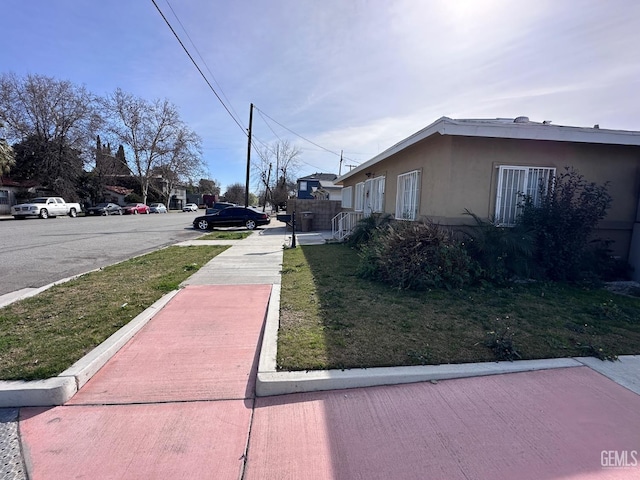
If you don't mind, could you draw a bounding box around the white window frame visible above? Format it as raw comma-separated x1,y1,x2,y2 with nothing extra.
495,165,555,226
395,170,420,220
299,181,307,192
341,186,353,208
0,190,8,205
369,176,385,213
354,182,365,212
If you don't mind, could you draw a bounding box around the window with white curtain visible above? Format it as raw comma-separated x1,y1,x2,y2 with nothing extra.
395,170,420,220
370,176,385,213
495,166,555,226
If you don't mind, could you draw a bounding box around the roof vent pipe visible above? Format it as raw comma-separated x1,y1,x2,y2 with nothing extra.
514,116,529,123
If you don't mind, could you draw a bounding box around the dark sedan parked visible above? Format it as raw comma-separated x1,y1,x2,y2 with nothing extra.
85,202,123,216
193,207,270,231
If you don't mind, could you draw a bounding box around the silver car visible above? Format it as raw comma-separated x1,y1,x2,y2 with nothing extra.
182,203,198,212
149,203,168,213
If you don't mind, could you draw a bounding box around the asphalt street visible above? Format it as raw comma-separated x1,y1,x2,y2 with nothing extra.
0,212,203,296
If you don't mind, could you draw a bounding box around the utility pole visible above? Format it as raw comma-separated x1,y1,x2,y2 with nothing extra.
245,103,253,207
262,162,272,212
338,150,343,176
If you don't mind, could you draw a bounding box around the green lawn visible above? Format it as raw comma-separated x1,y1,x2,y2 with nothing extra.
0,245,227,380
197,231,253,240
277,244,640,371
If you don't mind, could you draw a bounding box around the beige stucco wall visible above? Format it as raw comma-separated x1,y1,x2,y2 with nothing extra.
341,133,640,259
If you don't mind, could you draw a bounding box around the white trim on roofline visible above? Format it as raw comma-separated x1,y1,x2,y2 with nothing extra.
337,116,640,183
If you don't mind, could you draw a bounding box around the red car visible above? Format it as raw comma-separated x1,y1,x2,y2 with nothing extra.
122,203,150,215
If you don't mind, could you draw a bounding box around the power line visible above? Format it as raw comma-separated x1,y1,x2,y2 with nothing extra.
256,109,285,144
163,0,244,128
152,1,362,174
254,106,349,159
151,0,246,135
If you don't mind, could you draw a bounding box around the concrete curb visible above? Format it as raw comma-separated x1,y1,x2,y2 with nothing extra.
0,270,101,310
256,358,584,396
255,289,583,395
0,291,179,408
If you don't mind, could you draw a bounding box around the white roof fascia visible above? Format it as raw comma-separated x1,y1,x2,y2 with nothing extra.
337,117,640,183
338,117,450,182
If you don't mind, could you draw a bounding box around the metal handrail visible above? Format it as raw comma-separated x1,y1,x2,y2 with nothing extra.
331,211,364,241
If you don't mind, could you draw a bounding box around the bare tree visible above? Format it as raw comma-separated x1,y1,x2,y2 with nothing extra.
0,122,15,177
153,125,204,205
103,89,200,204
253,140,301,210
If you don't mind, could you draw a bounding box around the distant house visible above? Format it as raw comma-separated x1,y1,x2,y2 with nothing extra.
0,177,40,215
335,116,640,280
152,177,187,210
103,185,134,205
297,173,341,200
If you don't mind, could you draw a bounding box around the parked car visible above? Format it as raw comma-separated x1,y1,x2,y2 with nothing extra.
182,203,198,212
11,197,82,219
205,202,236,214
86,202,123,216
193,207,271,231
149,203,168,213
122,203,150,215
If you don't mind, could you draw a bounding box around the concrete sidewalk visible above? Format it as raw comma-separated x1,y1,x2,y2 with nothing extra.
3,222,640,479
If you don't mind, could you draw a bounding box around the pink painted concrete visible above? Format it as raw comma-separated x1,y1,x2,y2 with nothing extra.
248,367,640,480
68,285,271,404
17,280,640,479
20,400,252,480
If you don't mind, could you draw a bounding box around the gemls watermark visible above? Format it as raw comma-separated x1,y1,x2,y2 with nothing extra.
601,450,638,468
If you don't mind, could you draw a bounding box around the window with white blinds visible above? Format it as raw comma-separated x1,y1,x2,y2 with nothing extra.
495,166,555,225
341,186,353,208
395,170,420,220
355,182,365,211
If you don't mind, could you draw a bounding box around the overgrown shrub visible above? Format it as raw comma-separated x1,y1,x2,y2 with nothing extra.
517,167,614,282
357,219,478,290
346,213,393,249
462,210,534,284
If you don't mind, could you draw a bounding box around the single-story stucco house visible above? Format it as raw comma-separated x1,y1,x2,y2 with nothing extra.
334,116,640,280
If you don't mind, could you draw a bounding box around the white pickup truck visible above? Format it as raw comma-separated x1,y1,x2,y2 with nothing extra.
11,197,82,219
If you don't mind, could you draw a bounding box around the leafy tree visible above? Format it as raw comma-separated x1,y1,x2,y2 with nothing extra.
517,167,612,281
198,178,220,196
12,134,83,200
0,73,100,175
223,183,247,204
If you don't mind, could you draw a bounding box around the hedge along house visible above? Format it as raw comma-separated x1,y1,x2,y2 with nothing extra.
334,116,640,281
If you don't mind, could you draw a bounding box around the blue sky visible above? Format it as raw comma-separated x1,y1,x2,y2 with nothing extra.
2,0,640,191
